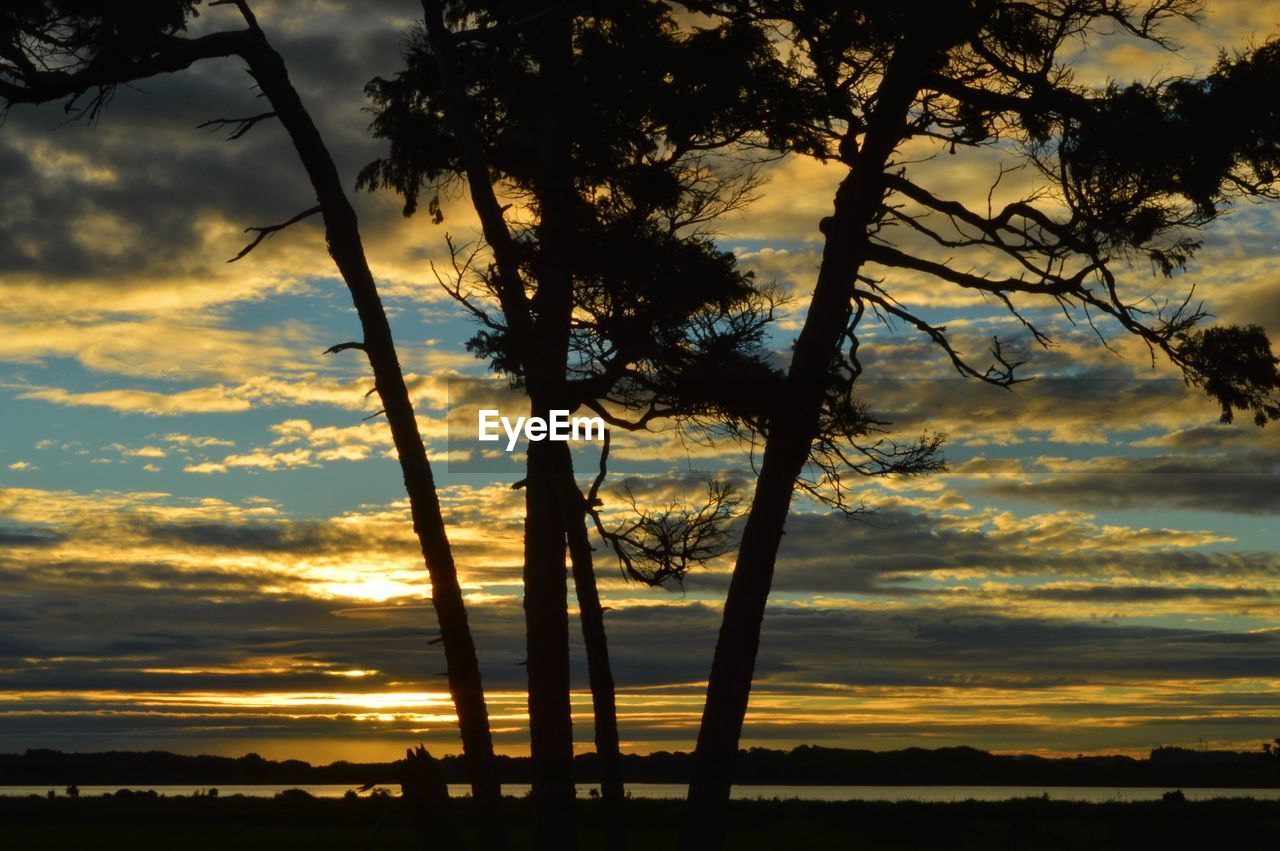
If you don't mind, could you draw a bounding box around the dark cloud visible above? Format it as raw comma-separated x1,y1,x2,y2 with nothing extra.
0,525,63,547
1,83,305,284
0,4,420,292
750,606,1280,688
677,509,1280,598
1021,585,1273,602
140,520,345,553
1142,423,1272,451
975,451,1280,515
12,513,421,562
824,326,1267,452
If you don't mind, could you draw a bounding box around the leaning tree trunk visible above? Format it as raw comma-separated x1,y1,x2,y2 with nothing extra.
563,468,627,848
238,30,509,851
678,42,936,851
1,13,513,851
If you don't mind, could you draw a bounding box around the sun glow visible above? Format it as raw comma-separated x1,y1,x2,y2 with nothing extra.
316,576,422,602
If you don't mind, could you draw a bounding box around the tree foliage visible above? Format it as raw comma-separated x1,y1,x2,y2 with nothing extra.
362,1,945,525
1,1,203,120
359,3,786,407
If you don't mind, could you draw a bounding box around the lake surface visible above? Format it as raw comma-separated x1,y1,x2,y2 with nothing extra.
3,784,1279,802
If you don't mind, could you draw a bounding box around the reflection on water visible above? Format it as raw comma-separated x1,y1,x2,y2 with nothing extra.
3,784,1279,802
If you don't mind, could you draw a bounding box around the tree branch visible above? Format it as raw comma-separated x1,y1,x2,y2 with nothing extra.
197,110,277,140
0,31,255,120
324,341,367,355
228,204,322,262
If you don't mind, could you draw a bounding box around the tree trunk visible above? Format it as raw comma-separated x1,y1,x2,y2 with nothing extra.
678,41,937,851
419,2,579,841
238,31,508,851
400,745,467,850
3,13,515,851
518,434,576,851
520,10,582,849
678,235,858,851
563,472,627,848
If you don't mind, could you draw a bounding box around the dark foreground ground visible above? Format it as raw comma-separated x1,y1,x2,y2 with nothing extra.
1,791,1277,850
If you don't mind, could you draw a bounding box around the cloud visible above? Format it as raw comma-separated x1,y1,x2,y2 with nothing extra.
0,317,316,381
963,448,1280,515
1018,584,1273,603
0,526,63,547
12,371,398,415
3,469,1279,757
17,385,254,415
184,461,229,474
178,417,432,474
106,444,169,459
160,433,237,448
269,418,397,462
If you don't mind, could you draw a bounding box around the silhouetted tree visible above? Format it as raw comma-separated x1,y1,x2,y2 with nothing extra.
364,7,952,846
360,3,807,847
675,2,1280,847
0,3,508,849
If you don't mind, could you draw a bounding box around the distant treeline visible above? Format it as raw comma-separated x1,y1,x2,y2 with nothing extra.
2,745,1278,788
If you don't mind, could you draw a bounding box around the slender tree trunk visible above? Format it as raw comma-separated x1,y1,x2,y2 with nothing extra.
679,42,939,851
237,30,508,851
420,2,579,843
520,10,582,849
521,434,577,850
563,472,627,848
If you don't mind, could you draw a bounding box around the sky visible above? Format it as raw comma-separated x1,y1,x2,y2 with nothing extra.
1,0,1279,763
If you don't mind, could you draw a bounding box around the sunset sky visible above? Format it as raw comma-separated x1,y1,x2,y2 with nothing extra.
2,0,1279,764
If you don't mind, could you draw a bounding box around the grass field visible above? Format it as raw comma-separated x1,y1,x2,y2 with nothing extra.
1,792,1277,849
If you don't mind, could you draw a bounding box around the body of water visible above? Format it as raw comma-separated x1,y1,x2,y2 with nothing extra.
3,784,1279,802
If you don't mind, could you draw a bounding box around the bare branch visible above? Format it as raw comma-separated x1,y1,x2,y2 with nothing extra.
0,31,255,122
197,110,277,140
586,430,612,507
227,205,322,262
594,479,742,589
431,233,504,331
